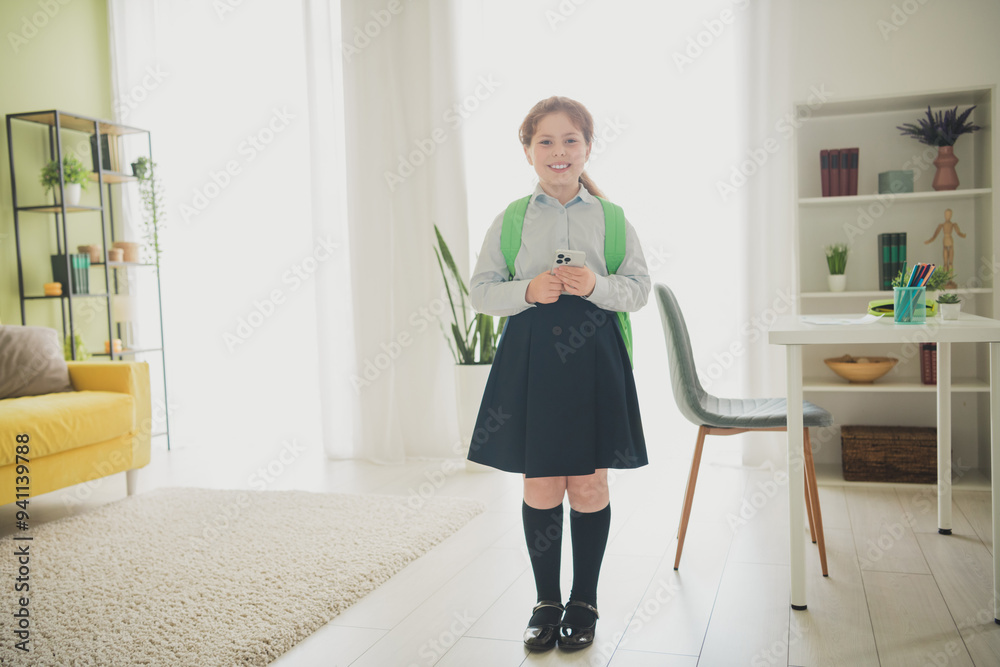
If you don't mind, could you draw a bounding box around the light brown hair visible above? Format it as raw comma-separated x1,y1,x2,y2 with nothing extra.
518,96,606,199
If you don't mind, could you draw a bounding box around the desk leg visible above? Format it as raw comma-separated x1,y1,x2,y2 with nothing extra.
937,342,952,534
786,344,806,610
991,342,1000,624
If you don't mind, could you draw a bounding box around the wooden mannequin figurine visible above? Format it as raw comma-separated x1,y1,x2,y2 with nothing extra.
925,208,965,289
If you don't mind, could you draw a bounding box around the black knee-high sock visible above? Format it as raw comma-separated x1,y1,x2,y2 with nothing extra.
522,501,564,625
565,503,611,626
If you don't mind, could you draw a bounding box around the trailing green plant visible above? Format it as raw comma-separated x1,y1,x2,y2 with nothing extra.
890,265,954,291
433,224,506,364
936,292,961,304
135,158,164,268
824,243,848,275
40,154,90,192
896,105,981,147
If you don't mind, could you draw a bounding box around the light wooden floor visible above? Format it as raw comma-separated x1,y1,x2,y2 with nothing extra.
4,437,998,666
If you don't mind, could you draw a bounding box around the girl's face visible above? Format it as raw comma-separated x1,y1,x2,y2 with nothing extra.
524,112,591,195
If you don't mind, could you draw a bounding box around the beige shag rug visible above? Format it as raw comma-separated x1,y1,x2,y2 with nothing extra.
0,487,484,666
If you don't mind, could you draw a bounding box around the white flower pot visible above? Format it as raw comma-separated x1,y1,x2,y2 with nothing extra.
938,302,961,320
454,363,494,472
827,274,847,292
63,183,81,206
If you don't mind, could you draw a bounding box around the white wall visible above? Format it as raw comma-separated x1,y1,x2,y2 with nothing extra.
790,0,1000,102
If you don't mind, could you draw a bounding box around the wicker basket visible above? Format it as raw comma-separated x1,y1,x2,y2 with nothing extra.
841,425,937,483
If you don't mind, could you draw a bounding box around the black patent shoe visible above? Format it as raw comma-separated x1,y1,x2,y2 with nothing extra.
523,601,564,650
557,600,599,649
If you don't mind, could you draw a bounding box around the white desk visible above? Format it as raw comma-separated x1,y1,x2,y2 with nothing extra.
768,312,1000,616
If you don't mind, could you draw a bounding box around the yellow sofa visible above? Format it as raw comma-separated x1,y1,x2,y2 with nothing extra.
0,361,151,506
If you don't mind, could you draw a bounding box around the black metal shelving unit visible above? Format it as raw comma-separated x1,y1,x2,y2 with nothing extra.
6,109,171,450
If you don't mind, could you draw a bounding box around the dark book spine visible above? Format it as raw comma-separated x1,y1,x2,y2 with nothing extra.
848,148,859,196
878,233,887,290
820,150,830,197
829,150,841,196
839,147,850,195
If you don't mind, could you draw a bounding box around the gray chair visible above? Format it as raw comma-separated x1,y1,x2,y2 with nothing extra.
654,283,831,576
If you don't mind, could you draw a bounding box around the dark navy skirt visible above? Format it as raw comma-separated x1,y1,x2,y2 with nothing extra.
467,294,647,478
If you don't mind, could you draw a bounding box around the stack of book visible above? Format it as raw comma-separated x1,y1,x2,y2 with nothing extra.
89,133,124,173
820,148,859,196
50,253,90,295
877,233,907,290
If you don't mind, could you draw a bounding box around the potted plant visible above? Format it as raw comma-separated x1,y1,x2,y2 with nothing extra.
936,292,962,320
433,224,505,471
131,156,149,178
825,243,848,292
897,105,981,190
40,154,89,206
135,158,163,268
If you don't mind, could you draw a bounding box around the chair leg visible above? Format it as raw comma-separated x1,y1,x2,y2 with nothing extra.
803,428,828,577
675,425,708,570
804,467,817,544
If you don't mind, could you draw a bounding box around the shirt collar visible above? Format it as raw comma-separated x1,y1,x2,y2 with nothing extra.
531,181,597,208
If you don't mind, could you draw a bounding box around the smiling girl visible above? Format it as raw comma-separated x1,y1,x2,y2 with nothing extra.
468,96,650,651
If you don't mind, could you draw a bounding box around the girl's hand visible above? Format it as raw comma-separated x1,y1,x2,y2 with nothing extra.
555,265,596,298
526,272,565,304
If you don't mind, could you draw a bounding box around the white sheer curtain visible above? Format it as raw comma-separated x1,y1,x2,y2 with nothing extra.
107,0,469,462
106,1,336,457
340,0,470,462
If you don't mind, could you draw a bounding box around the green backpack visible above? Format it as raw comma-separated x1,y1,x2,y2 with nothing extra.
500,195,634,367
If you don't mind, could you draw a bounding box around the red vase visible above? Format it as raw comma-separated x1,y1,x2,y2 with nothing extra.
932,146,959,191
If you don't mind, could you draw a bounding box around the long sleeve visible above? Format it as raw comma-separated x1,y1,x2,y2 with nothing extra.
584,218,650,313
469,212,537,317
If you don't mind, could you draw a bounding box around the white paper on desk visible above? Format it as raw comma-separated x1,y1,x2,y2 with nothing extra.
801,314,884,325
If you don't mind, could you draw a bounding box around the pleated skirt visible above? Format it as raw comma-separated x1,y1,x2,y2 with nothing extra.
467,294,647,478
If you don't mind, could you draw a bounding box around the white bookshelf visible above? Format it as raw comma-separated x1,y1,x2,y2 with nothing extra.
792,85,998,483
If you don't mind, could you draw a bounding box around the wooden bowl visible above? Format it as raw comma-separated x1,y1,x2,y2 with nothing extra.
824,355,898,384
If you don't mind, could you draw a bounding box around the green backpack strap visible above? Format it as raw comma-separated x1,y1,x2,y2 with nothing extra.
500,194,634,367
500,195,531,279
596,197,633,368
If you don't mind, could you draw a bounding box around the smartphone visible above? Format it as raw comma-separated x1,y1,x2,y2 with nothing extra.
550,249,586,295
550,248,587,274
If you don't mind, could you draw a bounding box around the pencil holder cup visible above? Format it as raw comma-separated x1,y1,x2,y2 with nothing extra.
894,287,926,324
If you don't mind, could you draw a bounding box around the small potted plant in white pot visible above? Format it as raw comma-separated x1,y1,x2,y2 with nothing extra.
825,243,848,292
936,292,962,320
41,154,89,206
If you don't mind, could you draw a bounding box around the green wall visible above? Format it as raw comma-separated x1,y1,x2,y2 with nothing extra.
0,0,112,333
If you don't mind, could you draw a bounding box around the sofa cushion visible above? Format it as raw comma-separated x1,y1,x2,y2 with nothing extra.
0,391,135,465
0,325,73,399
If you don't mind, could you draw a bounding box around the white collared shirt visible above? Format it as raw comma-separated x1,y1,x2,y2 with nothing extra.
470,182,650,317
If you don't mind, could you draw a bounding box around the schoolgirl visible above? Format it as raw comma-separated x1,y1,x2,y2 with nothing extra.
467,96,650,651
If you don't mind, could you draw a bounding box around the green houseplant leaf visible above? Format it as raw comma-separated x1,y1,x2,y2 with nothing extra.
434,224,503,365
